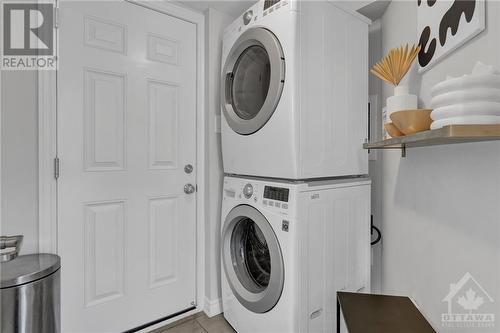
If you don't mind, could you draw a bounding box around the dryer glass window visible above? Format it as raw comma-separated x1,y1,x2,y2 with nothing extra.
231,218,271,292
230,46,271,120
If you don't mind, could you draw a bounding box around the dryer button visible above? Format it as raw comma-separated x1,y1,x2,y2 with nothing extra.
282,203,288,209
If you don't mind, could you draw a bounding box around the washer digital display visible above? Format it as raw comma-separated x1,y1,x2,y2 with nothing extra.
263,186,289,202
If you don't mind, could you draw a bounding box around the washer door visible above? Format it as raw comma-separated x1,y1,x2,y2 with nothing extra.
221,28,285,135
222,205,284,313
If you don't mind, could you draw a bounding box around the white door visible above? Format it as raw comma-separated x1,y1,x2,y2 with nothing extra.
57,1,197,331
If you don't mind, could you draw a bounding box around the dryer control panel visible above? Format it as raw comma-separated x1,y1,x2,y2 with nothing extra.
264,0,282,11
261,0,290,17
232,0,292,31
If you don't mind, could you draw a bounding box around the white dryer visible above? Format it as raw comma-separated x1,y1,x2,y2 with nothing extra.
221,175,371,333
221,0,370,179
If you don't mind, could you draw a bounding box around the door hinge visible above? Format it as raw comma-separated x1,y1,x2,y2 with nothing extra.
54,7,60,28
54,157,60,180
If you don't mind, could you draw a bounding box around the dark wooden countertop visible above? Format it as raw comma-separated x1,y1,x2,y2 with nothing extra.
337,292,436,333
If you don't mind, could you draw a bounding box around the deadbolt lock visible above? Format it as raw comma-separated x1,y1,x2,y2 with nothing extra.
184,164,193,174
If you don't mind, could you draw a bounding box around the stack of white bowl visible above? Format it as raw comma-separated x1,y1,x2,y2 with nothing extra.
430,62,500,130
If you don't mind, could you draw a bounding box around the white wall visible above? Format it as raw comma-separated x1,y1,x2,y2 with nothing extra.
380,0,500,329
204,7,234,316
1,71,39,254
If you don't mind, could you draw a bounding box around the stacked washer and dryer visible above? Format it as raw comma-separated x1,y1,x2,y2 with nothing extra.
219,1,371,332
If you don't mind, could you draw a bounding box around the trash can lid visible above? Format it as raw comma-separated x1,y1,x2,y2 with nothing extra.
1,254,60,289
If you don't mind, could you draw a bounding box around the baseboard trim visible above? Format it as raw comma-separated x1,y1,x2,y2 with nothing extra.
133,307,200,333
204,297,222,317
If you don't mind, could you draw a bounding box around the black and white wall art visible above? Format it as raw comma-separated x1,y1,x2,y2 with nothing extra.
417,0,485,72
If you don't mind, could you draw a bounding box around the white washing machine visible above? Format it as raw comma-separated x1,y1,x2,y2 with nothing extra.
221,175,371,333
221,0,370,179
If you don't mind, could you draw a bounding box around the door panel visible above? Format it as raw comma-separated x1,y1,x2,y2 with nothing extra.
57,1,197,331
148,196,178,288
83,200,125,307
83,69,126,171
147,80,179,169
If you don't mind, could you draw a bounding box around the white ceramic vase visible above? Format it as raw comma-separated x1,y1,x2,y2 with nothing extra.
386,85,417,115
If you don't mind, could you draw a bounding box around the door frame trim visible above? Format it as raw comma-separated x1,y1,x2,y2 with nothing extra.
37,0,206,316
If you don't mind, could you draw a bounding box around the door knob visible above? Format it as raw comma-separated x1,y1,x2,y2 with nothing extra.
184,183,195,194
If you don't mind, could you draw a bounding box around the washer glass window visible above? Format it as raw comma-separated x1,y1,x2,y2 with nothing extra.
231,218,271,292
230,46,271,120
222,205,284,313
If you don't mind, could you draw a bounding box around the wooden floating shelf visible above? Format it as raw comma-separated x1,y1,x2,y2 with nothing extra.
363,124,500,157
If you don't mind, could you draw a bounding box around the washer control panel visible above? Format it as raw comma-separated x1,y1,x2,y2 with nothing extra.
223,178,292,214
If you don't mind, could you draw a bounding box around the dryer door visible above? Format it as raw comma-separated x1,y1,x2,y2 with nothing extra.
222,205,284,313
221,28,285,135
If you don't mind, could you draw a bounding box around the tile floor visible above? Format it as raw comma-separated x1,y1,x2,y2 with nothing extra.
151,313,236,333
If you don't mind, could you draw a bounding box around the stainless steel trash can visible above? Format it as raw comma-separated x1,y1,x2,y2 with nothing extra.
1,253,61,333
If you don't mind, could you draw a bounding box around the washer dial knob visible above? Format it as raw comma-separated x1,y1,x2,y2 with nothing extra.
243,184,253,199
243,10,253,25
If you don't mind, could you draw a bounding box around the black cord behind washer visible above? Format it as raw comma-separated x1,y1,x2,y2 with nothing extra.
371,215,381,246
